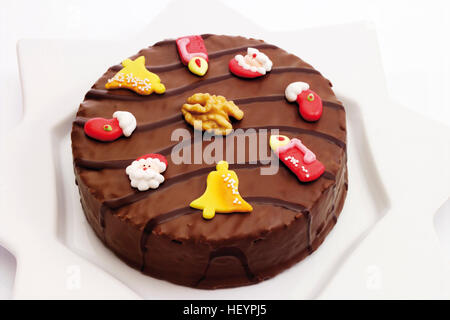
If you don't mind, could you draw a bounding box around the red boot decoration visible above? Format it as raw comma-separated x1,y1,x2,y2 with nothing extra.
285,81,323,122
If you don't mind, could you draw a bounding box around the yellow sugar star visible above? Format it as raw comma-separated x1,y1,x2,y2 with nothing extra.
105,56,166,95
190,161,253,220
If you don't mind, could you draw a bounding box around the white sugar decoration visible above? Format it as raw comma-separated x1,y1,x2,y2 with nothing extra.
113,111,137,137
285,155,300,167
107,72,152,94
285,81,310,102
222,173,241,205
247,48,272,72
233,198,242,205
234,48,273,75
126,158,166,191
299,165,310,178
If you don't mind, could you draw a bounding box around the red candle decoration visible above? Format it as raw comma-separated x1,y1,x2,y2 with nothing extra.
270,135,325,182
176,35,209,76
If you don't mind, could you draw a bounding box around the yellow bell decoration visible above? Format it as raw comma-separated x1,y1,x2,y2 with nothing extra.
105,56,166,95
190,161,253,220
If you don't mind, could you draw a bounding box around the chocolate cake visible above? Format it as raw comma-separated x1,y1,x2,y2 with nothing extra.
71,34,348,289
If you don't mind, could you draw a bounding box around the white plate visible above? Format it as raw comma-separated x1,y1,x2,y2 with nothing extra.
1,0,449,299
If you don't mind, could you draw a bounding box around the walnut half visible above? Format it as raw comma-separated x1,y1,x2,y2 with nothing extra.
181,93,244,135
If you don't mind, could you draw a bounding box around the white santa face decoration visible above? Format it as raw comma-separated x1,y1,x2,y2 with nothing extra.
126,154,167,191
229,48,273,78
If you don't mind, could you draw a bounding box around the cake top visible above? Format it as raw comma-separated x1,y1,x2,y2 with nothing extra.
71,34,346,242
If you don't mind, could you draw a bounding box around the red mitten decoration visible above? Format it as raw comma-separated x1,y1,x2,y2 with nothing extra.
285,82,323,122
83,111,137,142
84,118,123,142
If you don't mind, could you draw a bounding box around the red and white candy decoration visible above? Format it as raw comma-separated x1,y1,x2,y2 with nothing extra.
176,35,209,76
229,48,273,78
285,82,323,122
126,154,168,191
84,111,137,142
270,135,324,182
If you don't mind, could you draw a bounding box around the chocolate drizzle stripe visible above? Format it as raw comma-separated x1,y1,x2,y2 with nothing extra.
271,67,321,75
74,114,184,132
136,114,183,131
101,163,271,209
152,125,346,156
73,125,345,171
323,101,345,111
244,196,307,213
101,161,335,213
139,196,310,278
262,125,346,149
75,140,342,171
208,44,278,59
85,67,321,101
73,97,344,131
195,247,256,286
81,162,334,234
171,124,348,152
100,205,107,228
75,158,133,170
110,43,279,73
322,171,336,181
307,212,312,253
139,206,197,271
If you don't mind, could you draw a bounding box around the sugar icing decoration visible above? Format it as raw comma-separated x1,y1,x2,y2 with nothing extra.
181,93,244,135
229,47,273,78
190,160,253,220
84,111,137,142
176,35,209,76
270,135,325,182
105,56,166,95
285,81,323,121
126,154,167,191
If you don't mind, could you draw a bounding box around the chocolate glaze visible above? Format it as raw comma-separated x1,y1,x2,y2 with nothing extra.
71,35,348,289
196,247,256,287
101,163,335,210
86,67,320,101
73,97,343,131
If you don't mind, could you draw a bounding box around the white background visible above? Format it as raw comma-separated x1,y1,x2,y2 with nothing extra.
0,0,449,299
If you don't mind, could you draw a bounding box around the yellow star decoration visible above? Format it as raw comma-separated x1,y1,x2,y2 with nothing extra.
105,56,166,95
190,161,253,220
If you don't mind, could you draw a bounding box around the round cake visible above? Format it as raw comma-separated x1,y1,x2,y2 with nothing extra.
71,34,348,289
